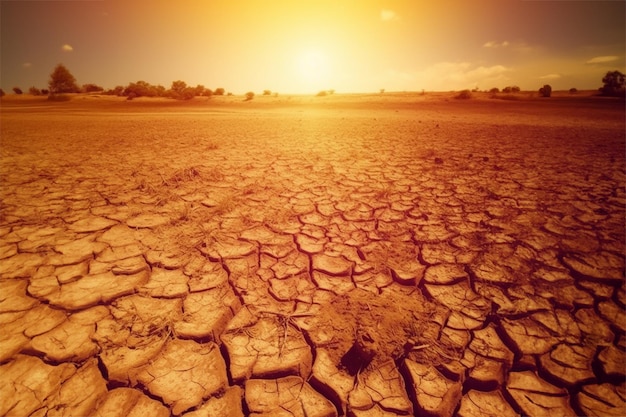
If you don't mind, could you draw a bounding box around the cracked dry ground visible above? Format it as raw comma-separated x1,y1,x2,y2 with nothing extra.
0,97,624,417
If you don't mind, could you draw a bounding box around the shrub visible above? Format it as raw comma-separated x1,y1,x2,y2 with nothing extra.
41,89,49,95
599,70,625,97
83,83,104,93
203,88,213,97
124,81,159,98
569,88,578,94
502,86,520,93
489,87,499,93
13,87,23,94
214,88,225,95
48,64,80,94
456,89,472,99
263,90,272,95
244,91,255,101
316,90,327,97
0,89,5,97
28,87,42,95
539,84,552,97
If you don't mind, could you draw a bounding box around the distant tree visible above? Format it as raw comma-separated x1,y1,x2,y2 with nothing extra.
226,92,233,96
48,64,79,94
263,90,272,95
203,88,213,97
28,87,42,95
0,89,5,97
539,84,552,97
569,88,578,94
41,89,49,95
244,91,255,101
511,86,520,93
82,83,104,93
489,87,499,93
599,70,625,97
193,84,206,96
124,81,157,97
13,87,23,94
214,88,225,95
170,80,187,95
502,86,512,93
316,90,327,97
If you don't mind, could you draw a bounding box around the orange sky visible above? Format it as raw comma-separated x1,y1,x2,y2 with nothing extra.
1,0,624,93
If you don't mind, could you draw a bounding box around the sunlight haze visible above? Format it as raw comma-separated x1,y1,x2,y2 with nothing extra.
1,0,624,94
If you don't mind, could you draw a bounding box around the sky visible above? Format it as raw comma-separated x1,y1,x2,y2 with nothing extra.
1,0,625,94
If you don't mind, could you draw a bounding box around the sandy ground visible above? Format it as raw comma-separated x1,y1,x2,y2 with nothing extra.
0,92,624,416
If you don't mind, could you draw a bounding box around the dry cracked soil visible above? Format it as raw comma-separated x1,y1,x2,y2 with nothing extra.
0,92,624,417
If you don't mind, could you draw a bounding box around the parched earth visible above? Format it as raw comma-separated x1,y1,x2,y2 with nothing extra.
0,95,624,416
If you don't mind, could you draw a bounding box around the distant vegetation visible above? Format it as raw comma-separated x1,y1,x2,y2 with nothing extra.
502,86,520,94
49,64,80,95
539,84,552,97
5,63,624,101
599,70,625,97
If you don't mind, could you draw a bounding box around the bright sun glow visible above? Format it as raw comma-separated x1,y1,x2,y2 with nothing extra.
295,50,331,92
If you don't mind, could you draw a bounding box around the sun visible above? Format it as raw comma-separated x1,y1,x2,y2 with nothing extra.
295,50,331,92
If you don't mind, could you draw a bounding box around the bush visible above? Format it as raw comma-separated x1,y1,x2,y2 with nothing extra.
539,84,552,97
214,88,225,96
124,81,161,98
13,87,23,94
263,90,272,95
83,83,104,93
489,87,499,93
456,89,472,99
599,70,625,97
502,86,521,94
569,88,578,94
0,89,5,97
28,87,42,95
316,90,327,97
49,64,79,94
41,89,49,95
244,91,255,101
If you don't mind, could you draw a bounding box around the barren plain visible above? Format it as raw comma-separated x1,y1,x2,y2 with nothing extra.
0,92,625,416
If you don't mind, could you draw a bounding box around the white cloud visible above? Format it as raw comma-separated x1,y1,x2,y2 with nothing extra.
62,44,73,52
539,73,561,80
585,55,619,65
381,9,398,22
483,41,509,48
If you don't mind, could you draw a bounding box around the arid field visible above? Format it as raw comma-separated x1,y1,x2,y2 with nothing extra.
0,92,624,416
